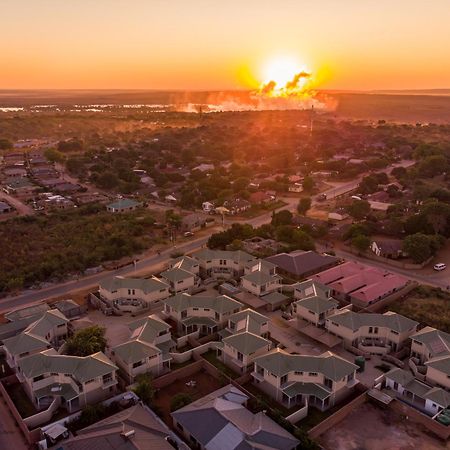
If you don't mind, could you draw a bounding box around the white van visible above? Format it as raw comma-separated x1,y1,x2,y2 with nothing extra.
433,263,446,271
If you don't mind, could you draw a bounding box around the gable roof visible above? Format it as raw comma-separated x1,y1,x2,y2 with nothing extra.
224,332,271,355
410,327,450,358
241,271,281,286
160,267,194,283
192,249,256,265
170,255,199,272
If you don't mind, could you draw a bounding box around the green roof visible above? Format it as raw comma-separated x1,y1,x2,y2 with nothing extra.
229,308,268,326
223,332,271,355
100,276,169,294
410,327,450,357
328,310,418,333
295,296,338,315
160,267,194,283
5,304,49,322
424,387,450,408
25,309,68,339
283,381,331,400
253,349,357,381
294,280,331,300
107,198,141,210
113,340,160,364
385,368,414,386
18,349,117,383
182,316,218,327
164,293,243,314
171,256,199,272
3,332,50,356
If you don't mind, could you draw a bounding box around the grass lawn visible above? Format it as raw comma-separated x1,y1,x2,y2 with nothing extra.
7,382,37,418
387,286,450,332
201,349,240,379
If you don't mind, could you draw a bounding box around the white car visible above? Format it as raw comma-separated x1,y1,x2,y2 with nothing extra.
433,263,447,271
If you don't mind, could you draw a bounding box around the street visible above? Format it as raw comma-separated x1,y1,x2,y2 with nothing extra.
0,191,34,216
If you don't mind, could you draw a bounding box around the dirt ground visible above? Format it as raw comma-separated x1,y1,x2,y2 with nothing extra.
152,371,223,426
319,402,449,450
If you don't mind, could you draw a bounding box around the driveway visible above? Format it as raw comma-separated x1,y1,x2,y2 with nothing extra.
0,191,34,216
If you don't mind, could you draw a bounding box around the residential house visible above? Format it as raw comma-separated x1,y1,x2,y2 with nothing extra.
371,238,405,259
312,261,410,308
266,250,339,281
181,213,208,232
160,267,197,294
106,198,142,213
382,368,450,417
98,276,170,314
410,327,450,390
252,348,358,411
218,309,272,373
3,177,38,198
288,183,303,193
3,309,69,369
191,249,256,279
328,211,349,221
16,349,118,413
292,280,338,327
171,385,299,450
0,201,13,214
249,191,272,205
325,310,418,354
162,293,243,335
111,315,174,384
241,260,282,297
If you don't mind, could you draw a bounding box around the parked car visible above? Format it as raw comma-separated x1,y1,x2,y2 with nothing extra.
433,263,447,271
184,231,194,237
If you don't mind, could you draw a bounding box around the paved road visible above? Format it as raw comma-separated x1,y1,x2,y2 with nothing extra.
0,191,34,216
0,160,419,313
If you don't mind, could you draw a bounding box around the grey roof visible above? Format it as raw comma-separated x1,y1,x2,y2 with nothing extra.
160,267,194,283
3,332,51,356
164,293,243,314
24,309,68,338
100,276,169,294
295,296,338,315
170,255,199,272
385,367,414,386
241,271,281,286
128,315,170,344
107,198,141,210
327,310,418,333
113,340,160,364
253,348,357,381
192,249,256,265
410,327,450,358
266,250,338,277
229,309,268,327
171,385,298,450
18,349,117,383
425,355,450,376
261,292,289,305
5,303,49,322
282,381,331,400
424,387,450,408
34,382,78,402
182,316,218,327
0,315,42,342
223,332,271,355
57,403,174,450
294,279,331,299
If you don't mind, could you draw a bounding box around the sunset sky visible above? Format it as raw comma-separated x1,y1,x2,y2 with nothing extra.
1,0,449,91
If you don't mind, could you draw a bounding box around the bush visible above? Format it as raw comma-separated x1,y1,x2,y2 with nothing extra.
170,393,193,411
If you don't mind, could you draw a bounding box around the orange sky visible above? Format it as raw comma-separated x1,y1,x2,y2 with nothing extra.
1,0,449,90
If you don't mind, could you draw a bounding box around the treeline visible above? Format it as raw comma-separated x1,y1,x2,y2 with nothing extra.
0,204,156,293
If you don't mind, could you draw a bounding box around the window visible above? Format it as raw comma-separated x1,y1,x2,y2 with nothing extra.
181,310,187,319
193,307,199,311
33,375,45,382
160,288,166,293
215,312,220,321
281,375,288,384
368,327,373,334
332,322,339,327
391,330,399,335
133,360,144,369
237,352,243,362
294,371,303,375
309,372,318,376
204,308,210,312
374,327,379,334
85,378,96,384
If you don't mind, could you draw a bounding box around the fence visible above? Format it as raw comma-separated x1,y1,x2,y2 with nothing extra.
24,397,60,429
308,389,368,439
359,282,417,313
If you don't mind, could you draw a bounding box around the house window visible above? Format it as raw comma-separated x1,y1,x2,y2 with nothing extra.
133,360,144,368
215,312,220,321
281,375,287,384
295,371,303,375
309,372,318,376
85,378,96,384
181,310,187,319
391,330,399,335
237,352,243,362
33,375,45,382
368,327,373,334
193,307,199,311
204,308,210,312
374,327,379,334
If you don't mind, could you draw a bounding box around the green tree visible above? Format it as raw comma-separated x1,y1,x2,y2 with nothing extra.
271,210,293,227
132,374,155,405
347,200,371,220
351,234,370,254
66,325,107,357
297,197,312,215
170,393,193,411
0,138,12,150
402,233,435,263
44,148,66,163
302,176,314,192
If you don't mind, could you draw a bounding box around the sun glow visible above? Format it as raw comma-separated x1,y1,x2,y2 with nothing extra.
262,56,304,86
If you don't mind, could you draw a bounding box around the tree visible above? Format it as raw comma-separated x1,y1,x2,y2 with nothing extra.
271,210,293,227
347,200,371,220
96,171,119,189
297,197,312,215
66,325,107,357
351,234,370,254
402,233,436,263
44,148,66,163
302,176,314,192
0,138,13,150
132,374,155,405
170,393,193,411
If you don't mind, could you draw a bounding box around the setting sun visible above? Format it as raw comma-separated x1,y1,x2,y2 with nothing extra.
262,56,308,87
